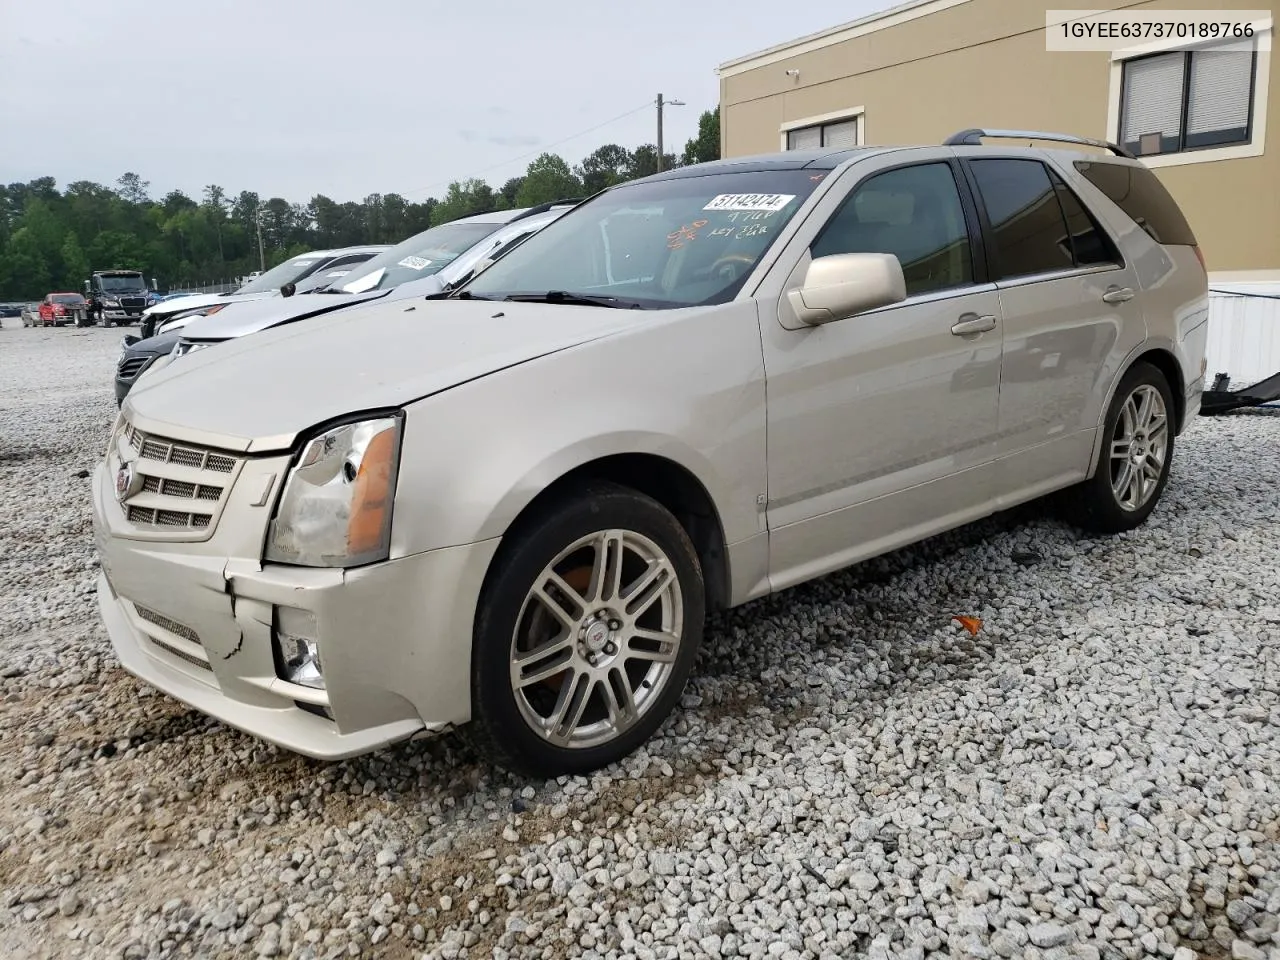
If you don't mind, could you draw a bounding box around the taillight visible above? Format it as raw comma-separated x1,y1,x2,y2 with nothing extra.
1192,245,1206,273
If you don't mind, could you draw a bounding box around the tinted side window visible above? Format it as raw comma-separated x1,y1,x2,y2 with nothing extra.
969,159,1073,279
811,163,973,297
1048,170,1120,267
1072,160,1198,246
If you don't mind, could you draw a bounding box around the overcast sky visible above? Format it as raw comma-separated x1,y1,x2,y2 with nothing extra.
0,0,889,205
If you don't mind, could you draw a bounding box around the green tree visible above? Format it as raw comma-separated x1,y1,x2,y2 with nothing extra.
431,179,496,225
116,172,151,205
202,185,229,261
60,232,90,289
0,228,52,298
515,154,583,207
682,107,720,166
623,145,677,181
577,144,631,194
87,230,146,271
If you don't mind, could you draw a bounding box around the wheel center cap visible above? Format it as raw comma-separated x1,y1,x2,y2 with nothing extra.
584,620,611,653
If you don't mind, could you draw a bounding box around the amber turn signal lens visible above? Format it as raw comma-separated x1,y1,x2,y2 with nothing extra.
346,428,397,558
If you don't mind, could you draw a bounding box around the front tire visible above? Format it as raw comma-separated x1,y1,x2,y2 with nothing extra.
1062,361,1175,534
469,482,705,777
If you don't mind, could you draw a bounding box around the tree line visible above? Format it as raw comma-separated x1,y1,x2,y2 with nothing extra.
0,108,719,300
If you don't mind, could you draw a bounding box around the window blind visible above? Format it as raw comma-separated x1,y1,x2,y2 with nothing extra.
1121,52,1185,142
1186,42,1253,136
823,119,859,148
787,126,821,150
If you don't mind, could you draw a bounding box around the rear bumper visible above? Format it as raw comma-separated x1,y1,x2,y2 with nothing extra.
1184,375,1203,424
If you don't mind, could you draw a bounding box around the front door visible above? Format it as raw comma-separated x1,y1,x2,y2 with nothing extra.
758,156,1005,590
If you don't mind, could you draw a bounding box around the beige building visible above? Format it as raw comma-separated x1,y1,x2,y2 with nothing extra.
717,0,1277,279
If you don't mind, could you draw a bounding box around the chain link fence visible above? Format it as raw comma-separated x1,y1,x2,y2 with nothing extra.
165,280,242,295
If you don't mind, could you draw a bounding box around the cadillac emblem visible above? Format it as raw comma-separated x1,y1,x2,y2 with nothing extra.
115,461,136,503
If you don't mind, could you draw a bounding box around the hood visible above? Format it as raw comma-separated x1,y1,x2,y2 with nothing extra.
178,288,389,341
124,296,646,453
124,330,181,358
141,290,277,318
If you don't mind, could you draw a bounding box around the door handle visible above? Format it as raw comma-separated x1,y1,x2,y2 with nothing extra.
951,313,997,336
1102,285,1135,304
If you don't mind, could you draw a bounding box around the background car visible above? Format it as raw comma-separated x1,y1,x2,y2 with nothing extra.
20,303,41,327
136,245,389,338
38,292,88,326
113,203,577,402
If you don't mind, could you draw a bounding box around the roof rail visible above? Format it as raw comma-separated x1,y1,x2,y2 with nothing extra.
944,128,1136,160
509,197,585,222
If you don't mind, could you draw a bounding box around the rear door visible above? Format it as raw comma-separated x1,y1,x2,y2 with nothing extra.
960,154,1147,500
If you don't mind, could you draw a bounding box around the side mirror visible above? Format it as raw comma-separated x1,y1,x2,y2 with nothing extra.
83,280,91,293
785,253,906,327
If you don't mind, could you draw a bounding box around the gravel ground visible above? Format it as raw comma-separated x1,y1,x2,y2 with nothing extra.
2,318,1280,960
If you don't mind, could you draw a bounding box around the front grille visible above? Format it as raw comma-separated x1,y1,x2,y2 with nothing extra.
115,419,241,537
131,603,211,673
127,505,213,528
138,476,224,501
120,296,146,309
148,638,213,671
134,602,201,644
117,356,154,380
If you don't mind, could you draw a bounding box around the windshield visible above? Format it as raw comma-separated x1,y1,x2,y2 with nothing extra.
99,275,146,292
235,255,327,294
52,294,85,304
461,171,824,308
340,221,500,293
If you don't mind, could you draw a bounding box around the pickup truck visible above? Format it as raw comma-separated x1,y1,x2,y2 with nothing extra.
39,292,89,326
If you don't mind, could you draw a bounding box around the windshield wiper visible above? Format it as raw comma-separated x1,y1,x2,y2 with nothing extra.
501,291,642,309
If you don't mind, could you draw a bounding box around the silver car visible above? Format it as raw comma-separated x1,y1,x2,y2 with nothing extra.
93,130,1208,776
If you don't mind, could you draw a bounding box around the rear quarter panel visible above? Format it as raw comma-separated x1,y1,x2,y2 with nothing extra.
1052,156,1209,432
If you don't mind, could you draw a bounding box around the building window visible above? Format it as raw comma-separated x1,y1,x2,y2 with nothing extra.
785,115,860,150
1119,41,1257,157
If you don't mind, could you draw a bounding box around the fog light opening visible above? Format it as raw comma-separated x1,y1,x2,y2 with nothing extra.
273,606,325,690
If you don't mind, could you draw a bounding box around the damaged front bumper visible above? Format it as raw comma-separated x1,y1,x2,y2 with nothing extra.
91,448,499,761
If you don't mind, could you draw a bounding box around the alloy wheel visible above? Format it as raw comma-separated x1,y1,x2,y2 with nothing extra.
1109,383,1169,511
509,528,684,749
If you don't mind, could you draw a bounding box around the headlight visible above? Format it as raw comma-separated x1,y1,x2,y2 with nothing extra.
104,298,120,307
105,411,125,457
172,340,211,358
265,415,402,568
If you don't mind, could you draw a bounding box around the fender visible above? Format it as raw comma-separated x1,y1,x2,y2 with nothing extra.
1084,335,1183,479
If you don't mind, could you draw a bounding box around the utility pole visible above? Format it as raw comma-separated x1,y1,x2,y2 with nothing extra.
655,93,685,173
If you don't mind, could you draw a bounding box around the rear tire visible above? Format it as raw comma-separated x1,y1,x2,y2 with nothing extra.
468,482,705,777
1060,361,1176,534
